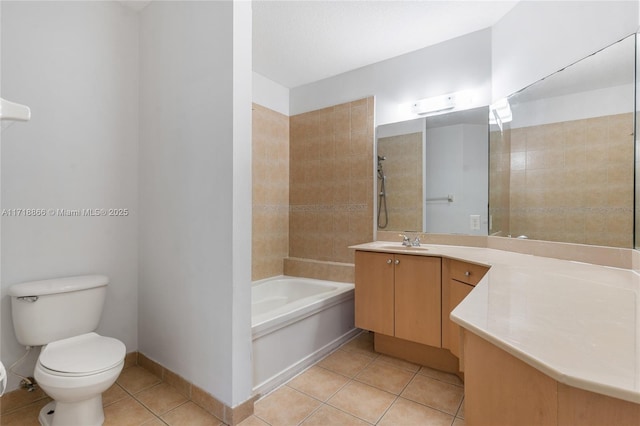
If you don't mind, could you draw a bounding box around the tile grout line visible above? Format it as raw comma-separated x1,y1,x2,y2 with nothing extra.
112,379,163,424
372,367,418,426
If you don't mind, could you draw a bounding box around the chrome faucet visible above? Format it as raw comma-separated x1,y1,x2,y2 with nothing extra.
399,233,422,247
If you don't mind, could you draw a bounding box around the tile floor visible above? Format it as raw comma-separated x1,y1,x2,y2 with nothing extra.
242,331,466,426
0,331,465,426
0,364,223,426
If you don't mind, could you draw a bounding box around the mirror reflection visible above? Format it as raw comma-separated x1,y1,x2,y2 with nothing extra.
376,107,489,235
490,34,635,248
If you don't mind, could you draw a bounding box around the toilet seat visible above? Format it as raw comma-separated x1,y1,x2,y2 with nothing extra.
39,332,125,377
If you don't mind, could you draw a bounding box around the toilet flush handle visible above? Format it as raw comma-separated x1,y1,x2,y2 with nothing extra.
17,296,38,303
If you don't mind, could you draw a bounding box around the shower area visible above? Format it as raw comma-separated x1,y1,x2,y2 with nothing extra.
376,119,425,232
377,155,388,228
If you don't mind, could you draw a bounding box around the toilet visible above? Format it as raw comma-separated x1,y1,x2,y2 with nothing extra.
9,275,125,426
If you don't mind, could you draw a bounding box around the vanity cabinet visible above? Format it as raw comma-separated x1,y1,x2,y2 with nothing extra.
442,258,489,358
355,250,442,347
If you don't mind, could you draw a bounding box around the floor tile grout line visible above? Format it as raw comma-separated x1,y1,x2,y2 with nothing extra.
322,379,379,426
399,390,464,419
324,396,377,425
285,366,351,404
115,369,195,426
293,398,324,426
108,386,160,424
136,392,190,420
282,379,370,425
253,330,467,426
0,393,50,417
253,409,274,425
454,396,465,420
372,394,399,425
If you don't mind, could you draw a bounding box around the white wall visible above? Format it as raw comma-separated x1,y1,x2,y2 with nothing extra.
291,29,492,125
231,0,253,406
1,1,139,391
253,72,289,116
138,0,252,407
492,1,639,101
424,124,488,235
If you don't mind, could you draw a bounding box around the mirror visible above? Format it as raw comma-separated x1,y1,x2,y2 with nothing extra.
376,107,489,235
490,34,636,248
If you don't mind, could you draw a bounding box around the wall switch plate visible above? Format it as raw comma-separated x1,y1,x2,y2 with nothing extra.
470,215,481,230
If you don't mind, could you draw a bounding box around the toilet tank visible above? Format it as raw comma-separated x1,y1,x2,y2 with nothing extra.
8,275,109,347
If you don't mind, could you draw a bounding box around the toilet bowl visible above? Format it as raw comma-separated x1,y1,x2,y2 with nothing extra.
34,333,126,426
8,275,126,426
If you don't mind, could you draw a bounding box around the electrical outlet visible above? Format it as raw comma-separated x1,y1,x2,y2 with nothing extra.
470,215,481,230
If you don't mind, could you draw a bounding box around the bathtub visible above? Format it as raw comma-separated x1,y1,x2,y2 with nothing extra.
252,275,357,395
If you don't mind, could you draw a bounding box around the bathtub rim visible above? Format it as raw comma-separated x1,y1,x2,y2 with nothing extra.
251,275,354,340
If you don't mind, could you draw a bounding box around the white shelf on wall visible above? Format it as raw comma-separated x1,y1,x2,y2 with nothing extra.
0,97,31,122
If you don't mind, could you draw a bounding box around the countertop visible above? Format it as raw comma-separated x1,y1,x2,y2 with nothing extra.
350,241,640,404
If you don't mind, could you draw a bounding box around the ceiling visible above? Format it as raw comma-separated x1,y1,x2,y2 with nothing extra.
511,33,635,103
253,1,519,89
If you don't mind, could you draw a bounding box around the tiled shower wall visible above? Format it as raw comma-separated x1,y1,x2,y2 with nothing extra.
377,132,423,232
508,113,634,247
252,104,290,280
289,97,375,264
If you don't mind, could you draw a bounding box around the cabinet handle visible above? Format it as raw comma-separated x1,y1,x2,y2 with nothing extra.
395,259,400,265
387,259,392,264
464,271,471,276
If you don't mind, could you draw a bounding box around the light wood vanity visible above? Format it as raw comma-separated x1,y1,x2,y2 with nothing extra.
355,251,442,347
354,248,488,373
351,241,640,426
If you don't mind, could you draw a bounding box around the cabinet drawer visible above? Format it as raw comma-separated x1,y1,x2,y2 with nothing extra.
449,259,489,286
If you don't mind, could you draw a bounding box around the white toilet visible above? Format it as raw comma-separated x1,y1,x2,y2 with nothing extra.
9,275,126,426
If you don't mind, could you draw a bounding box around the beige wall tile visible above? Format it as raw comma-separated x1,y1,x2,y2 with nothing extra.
288,97,374,271
506,113,633,248
252,104,290,281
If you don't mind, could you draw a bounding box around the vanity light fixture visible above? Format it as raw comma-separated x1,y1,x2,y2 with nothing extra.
0,98,31,132
410,90,476,116
0,98,31,122
489,98,512,131
411,93,456,115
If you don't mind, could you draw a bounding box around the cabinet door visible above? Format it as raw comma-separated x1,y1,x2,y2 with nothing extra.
394,255,442,347
355,251,394,336
448,279,474,358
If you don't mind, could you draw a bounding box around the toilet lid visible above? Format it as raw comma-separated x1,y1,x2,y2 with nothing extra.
40,332,126,375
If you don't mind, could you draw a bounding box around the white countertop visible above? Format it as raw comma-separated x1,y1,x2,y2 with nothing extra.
351,241,640,404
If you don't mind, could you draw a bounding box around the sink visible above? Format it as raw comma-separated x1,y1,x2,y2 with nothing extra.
378,244,429,252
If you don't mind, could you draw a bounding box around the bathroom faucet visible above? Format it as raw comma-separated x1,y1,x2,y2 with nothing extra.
399,233,421,247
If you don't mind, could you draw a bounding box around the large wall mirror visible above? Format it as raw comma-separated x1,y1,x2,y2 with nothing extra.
376,106,489,235
490,34,636,248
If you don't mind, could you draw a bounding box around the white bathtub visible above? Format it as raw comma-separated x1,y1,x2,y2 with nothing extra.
251,276,357,395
